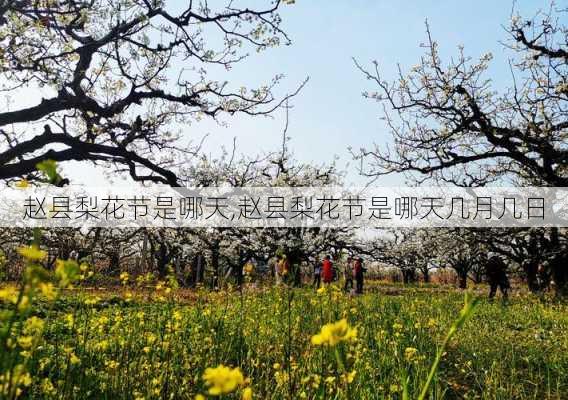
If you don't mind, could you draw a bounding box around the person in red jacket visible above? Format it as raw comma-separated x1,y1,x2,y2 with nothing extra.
353,257,365,294
322,255,333,284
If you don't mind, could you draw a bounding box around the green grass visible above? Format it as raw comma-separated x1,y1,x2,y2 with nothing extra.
1,283,567,399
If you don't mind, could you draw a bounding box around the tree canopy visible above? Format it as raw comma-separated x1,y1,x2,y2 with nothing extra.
356,6,567,187
0,0,299,185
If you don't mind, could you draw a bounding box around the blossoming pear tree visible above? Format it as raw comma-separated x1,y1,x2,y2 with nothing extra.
355,6,568,294
0,0,300,185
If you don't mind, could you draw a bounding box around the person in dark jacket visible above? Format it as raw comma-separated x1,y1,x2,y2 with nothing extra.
486,255,510,299
312,257,322,289
354,257,365,294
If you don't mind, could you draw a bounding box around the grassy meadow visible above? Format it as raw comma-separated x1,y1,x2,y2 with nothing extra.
1,269,567,399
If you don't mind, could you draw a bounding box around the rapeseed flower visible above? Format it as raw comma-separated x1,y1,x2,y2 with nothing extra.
242,387,253,400
69,353,81,365
120,272,129,284
311,319,357,346
18,245,47,261
341,370,356,384
0,286,18,304
17,336,33,349
23,316,44,335
404,347,418,361
202,364,244,395
40,378,56,395
39,282,57,300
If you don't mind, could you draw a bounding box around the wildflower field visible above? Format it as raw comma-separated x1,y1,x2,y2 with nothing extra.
1,251,567,400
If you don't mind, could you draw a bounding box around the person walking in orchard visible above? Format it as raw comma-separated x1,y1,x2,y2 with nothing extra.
278,254,290,284
344,256,354,292
354,256,365,294
486,254,510,300
312,256,322,289
274,254,283,285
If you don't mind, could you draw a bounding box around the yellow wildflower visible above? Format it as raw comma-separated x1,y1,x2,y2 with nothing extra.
17,336,33,349
23,316,44,335
40,378,56,395
404,347,418,361
341,370,356,384
242,387,253,400
84,296,100,305
105,360,119,370
18,295,30,312
311,319,357,346
274,371,289,387
0,286,18,304
39,282,57,300
64,313,74,329
18,245,47,261
120,272,129,284
202,365,244,395
69,353,81,365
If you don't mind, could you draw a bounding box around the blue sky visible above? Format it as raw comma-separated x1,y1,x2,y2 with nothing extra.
186,0,544,185
58,0,546,186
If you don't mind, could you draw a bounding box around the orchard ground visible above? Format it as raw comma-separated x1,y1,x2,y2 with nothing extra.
1,278,567,399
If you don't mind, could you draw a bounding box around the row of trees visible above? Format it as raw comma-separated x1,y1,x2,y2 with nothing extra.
2,223,566,295
366,227,567,292
0,141,357,287
0,225,354,288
